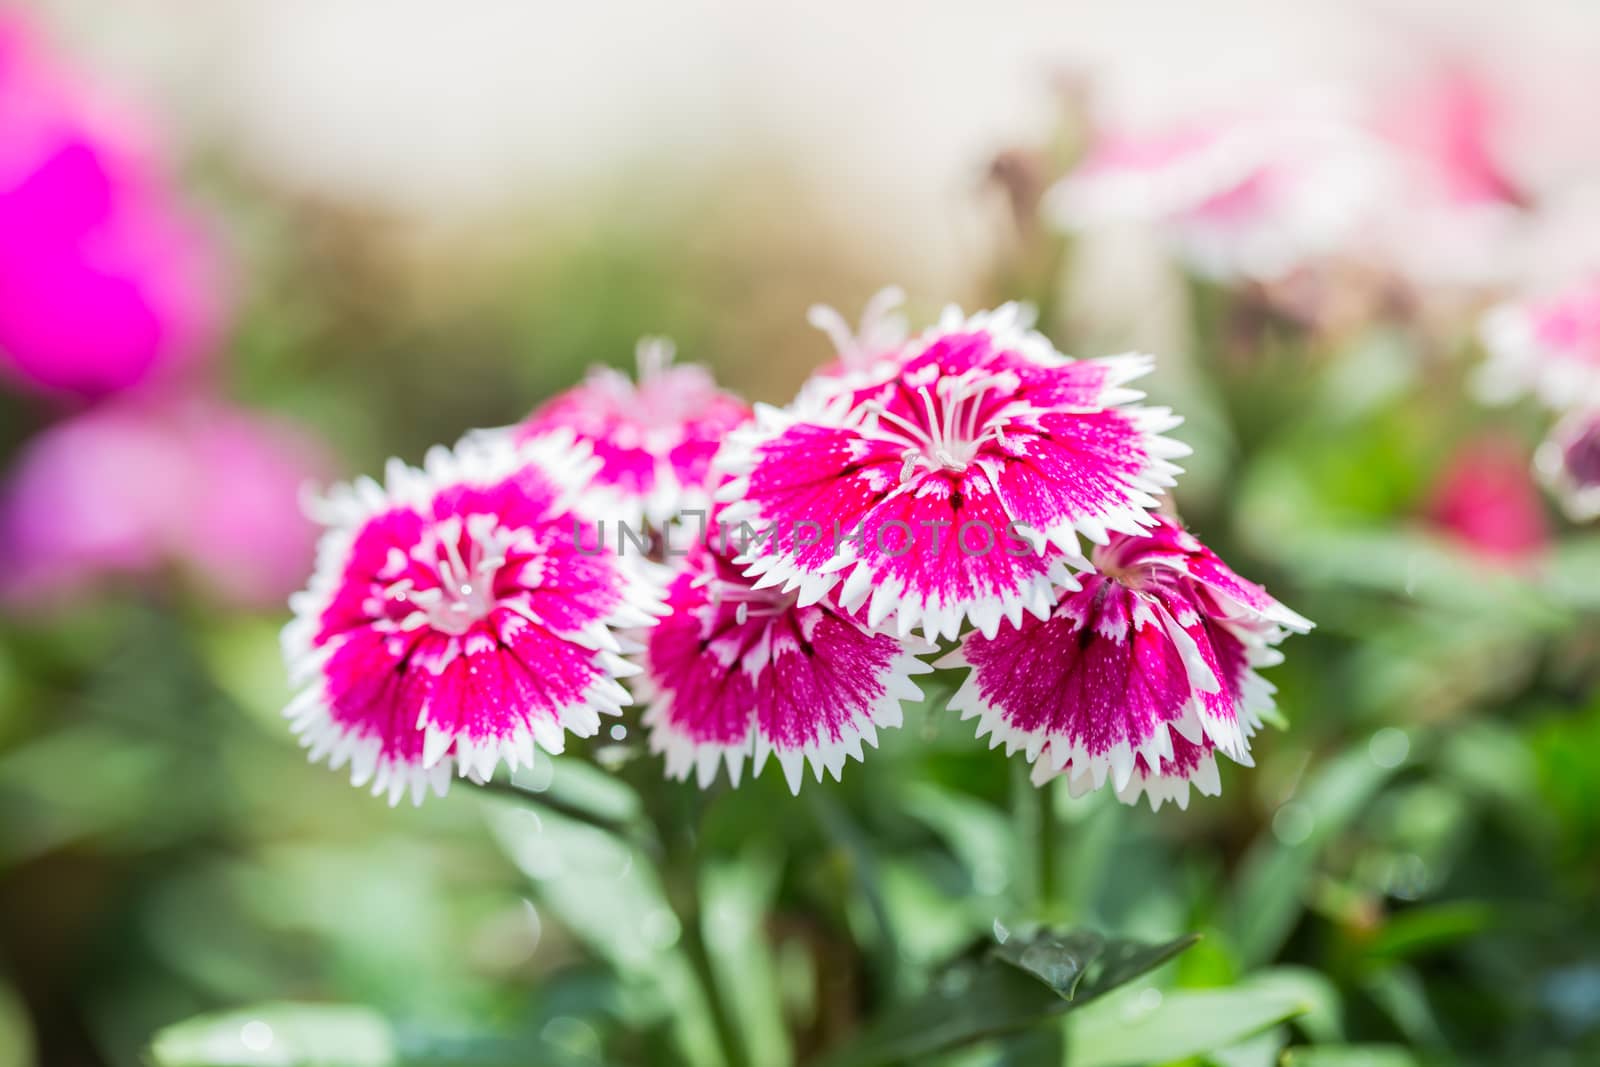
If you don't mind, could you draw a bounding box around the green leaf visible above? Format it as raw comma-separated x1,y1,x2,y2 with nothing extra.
1239,967,1344,1044
1546,537,1600,611
1280,1046,1420,1067
1207,1026,1288,1067
148,1004,397,1067
0,976,33,1067
1361,901,1493,963
1066,987,1307,1067
812,929,1197,1067
147,1004,601,1067
991,927,1106,999
897,782,1017,899
1362,966,1446,1052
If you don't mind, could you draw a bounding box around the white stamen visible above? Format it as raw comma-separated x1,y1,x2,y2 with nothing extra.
861,369,1018,484
707,578,796,622
635,336,677,382
386,515,514,636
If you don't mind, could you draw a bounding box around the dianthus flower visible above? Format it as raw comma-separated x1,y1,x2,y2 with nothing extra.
514,338,750,526
640,515,930,793
1046,103,1386,281
717,304,1187,642
1364,68,1526,287
944,517,1309,809
1479,277,1600,410
282,435,664,804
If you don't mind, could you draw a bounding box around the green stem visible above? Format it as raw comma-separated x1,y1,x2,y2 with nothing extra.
1014,761,1063,922
1037,776,1061,922
678,881,750,1067
474,774,652,852
657,785,750,1067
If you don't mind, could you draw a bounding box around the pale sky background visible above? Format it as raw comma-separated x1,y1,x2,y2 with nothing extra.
28,0,1600,293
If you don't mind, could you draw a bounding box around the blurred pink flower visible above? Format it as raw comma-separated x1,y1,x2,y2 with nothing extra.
1377,68,1522,210
1047,100,1389,281
1479,276,1600,410
1,395,326,607
0,12,223,398
1427,436,1549,562
1363,68,1526,287
1537,409,1600,523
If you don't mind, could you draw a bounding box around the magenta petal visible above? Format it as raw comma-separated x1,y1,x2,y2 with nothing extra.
840,464,1066,640
954,579,1194,788
418,613,607,774
292,627,449,806
643,542,928,791
995,409,1163,541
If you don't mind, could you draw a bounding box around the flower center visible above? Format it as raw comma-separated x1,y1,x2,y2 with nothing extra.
388,514,513,636
695,570,796,626
864,369,1016,483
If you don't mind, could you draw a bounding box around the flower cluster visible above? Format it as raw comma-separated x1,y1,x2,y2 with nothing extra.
285,294,1309,807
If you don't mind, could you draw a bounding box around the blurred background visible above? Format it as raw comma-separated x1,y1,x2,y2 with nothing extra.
2,2,1598,1065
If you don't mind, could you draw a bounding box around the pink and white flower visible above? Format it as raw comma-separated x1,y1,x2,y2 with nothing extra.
514,338,750,527
1363,68,1527,288
1537,409,1600,522
282,434,664,805
805,286,911,383
641,529,930,793
943,517,1309,810
1047,102,1388,281
1479,277,1600,411
717,304,1188,642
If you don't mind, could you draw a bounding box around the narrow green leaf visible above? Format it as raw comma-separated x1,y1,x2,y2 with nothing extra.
1239,967,1344,1044
1207,1025,1288,1067
148,1004,397,1067
147,1004,603,1067
0,976,33,1067
485,805,721,1066
1281,1046,1420,1067
1361,901,1493,962
1066,987,1306,1067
